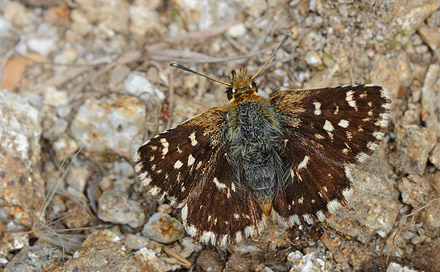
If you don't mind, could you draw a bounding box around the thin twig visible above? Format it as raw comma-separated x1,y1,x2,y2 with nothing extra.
149,43,281,64
163,21,241,43
162,246,192,269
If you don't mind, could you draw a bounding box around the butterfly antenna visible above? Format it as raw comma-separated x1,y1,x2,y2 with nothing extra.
250,32,293,81
170,63,232,87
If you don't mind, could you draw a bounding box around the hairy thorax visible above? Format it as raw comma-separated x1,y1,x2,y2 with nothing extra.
224,98,284,205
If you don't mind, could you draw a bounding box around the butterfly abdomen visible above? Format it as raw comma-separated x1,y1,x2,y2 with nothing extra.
224,99,285,205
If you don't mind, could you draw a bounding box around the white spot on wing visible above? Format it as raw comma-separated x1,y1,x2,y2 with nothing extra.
174,160,183,169
139,173,151,186
213,177,227,190
160,138,169,156
298,197,304,204
323,120,335,132
149,186,159,196
343,187,354,200
187,154,195,166
315,133,325,140
346,90,357,109
317,210,326,221
134,162,142,173
313,102,322,115
244,226,255,237
181,204,188,221
338,119,349,128
289,215,301,225
231,182,236,192
186,225,197,237
219,235,228,248
373,131,384,140
334,104,340,114
356,152,369,162
367,142,379,150
235,232,242,243
297,155,310,170
189,131,198,146
327,199,342,214
303,214,313,224
200,231,216,244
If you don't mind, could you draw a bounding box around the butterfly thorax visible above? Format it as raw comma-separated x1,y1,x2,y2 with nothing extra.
224,95,285,211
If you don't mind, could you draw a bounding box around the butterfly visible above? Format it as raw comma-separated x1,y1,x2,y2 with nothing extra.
134,33,391,247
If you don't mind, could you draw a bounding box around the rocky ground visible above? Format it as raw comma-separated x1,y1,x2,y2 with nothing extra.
1,0,440,271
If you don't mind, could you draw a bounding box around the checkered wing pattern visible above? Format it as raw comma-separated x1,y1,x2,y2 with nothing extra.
269,85,391,225
135,107,265,246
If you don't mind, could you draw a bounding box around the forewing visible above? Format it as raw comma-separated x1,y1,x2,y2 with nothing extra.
135,107,265,246
134,107,227,207
269,85,391,224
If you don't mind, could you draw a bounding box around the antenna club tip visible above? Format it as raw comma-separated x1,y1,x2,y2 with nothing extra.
170,62,178,67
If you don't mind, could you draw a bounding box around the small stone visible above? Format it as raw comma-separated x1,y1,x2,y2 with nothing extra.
224,253,255,272
63,200,93,229
414,44,428,54
3,2,32,28
327,147,401,243
157,204,172,214
386,262,418,272
134,247,169,272
142,213,184,244
73,0,130,35
70,10,93,36
26,23,59,57
124,71,166,101
429,143,440,169
66,166,90,193
287,250,328,271
43,5,71,26
393,125,436,175
0,15,12,36
421,64,440,139
418,24,440,50
227,23,247,38
129,6,160,38
320,232,368,270
196,249,224,272
53,48,78,64
43,87,68,107
55,230,140,271
236,0,268,18
423,200,440,229
52,135,79,163
393,1,440,35
0,90,44,228
125,234,152,250
70,94,146,159
98,191,145,228
305,51,323,67
397,175,431,208
4,244,62,272
180,237,202,258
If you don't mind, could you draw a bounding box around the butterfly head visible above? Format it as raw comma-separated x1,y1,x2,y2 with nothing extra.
225,68,258,100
